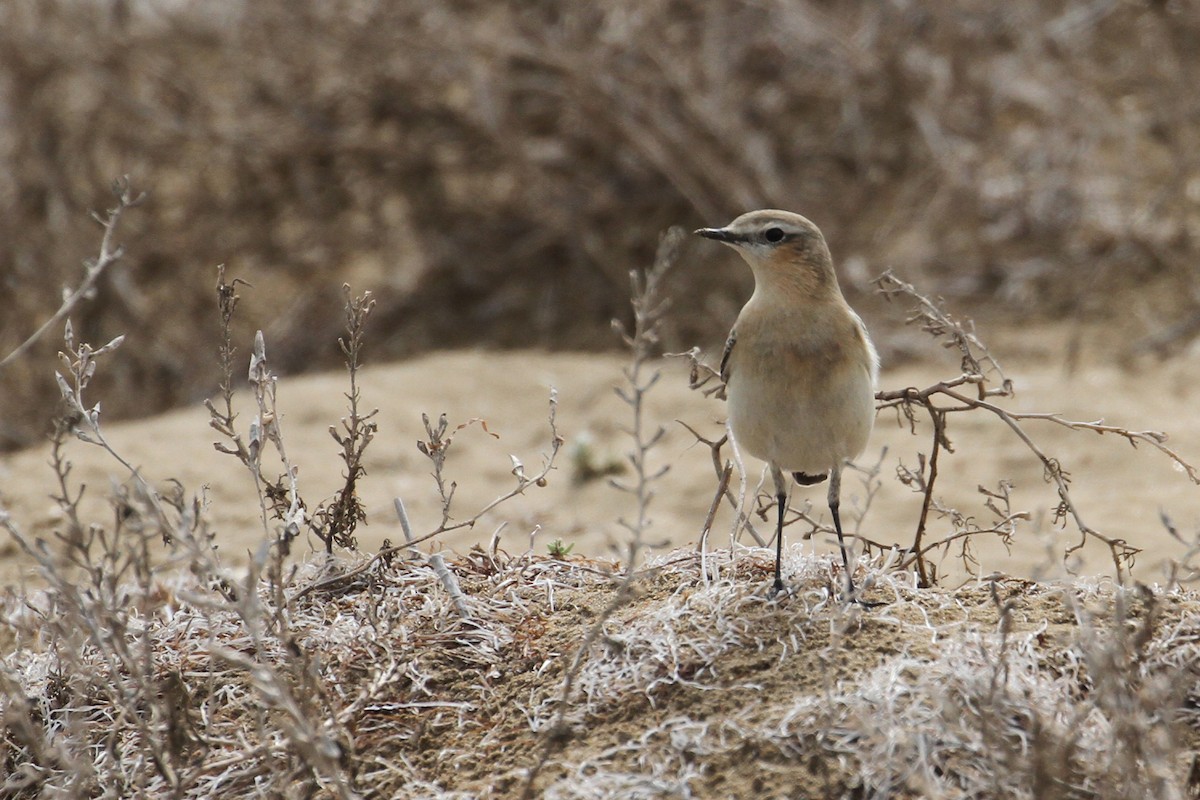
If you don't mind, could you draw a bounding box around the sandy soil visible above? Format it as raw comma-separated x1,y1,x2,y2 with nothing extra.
2,319,1198,588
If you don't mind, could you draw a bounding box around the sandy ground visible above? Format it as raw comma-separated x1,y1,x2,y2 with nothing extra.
2,320,1199,589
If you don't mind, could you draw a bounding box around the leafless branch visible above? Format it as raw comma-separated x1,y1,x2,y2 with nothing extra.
0,177,144,372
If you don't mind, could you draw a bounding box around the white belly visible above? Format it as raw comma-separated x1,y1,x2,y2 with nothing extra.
726,355,874,474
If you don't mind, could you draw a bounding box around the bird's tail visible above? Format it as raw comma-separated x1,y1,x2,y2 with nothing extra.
792,471,828,486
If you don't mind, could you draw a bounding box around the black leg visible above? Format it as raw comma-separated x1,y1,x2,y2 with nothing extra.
828,468,856,598
774,488,786,594
769,466,787,595
829,499,856,597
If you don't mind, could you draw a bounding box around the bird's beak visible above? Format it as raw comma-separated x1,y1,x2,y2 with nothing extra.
694,227,743,244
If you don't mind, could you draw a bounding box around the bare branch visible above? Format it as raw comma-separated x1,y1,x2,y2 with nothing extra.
0,177,145,372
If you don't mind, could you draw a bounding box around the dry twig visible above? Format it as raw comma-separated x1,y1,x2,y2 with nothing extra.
522,227,682,797
874,270,1198,583
0,177,144,372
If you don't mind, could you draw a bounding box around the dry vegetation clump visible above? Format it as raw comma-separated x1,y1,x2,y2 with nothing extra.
5,0,1200,447
4,543,1200,799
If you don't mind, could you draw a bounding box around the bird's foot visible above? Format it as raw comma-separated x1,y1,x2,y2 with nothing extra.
838,582,887,608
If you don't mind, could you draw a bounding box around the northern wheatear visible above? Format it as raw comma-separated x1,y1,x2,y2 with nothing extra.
696,210,879,597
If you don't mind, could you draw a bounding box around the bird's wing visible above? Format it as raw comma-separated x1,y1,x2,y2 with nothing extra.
719,329,736,384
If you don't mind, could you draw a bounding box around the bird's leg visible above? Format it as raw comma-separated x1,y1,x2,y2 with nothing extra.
828,466,856,598
771,465,787,595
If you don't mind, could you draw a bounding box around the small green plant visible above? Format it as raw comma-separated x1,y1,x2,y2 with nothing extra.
547,538,575,558
568,432,626,485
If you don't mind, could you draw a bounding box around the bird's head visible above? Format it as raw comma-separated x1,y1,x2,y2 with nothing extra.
695,209,838,294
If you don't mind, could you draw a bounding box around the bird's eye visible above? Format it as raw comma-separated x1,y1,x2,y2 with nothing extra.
764,227,785,243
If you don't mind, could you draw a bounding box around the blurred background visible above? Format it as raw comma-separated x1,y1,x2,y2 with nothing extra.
3,0,1200,451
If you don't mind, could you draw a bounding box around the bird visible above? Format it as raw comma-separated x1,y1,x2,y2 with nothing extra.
695,210,879,598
